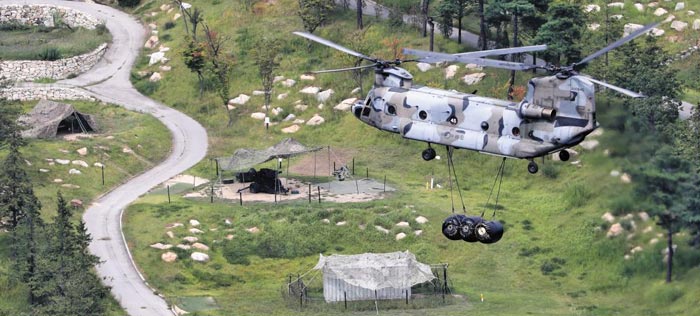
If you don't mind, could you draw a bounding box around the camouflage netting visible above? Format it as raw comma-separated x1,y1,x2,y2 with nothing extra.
18,100,98,139
217,138,322,171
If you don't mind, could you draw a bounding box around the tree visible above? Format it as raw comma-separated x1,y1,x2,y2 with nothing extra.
478,0,487,50
484,0,511,48
504,0,535,98
0,99,21,148
298,0,334,34
202,24,236,127
356,0,365,29
31,193,108,315
436,0,458,39
253,37,282,118
608,36,681,136
533,3,584,65
633,146,700,283
117,0,140,7
182,40,207,97
455,0,475,44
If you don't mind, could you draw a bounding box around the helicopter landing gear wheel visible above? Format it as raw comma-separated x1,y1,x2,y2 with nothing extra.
527,160,539,174
475,220,504,244
558,150,570,162
422,147,437,161
442,214,466,240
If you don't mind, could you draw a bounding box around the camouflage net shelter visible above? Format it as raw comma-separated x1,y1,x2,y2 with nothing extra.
18,100,98,138
313,251,436,303
216,138,322,172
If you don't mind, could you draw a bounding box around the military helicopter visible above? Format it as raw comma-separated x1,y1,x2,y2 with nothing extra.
294,23,657,244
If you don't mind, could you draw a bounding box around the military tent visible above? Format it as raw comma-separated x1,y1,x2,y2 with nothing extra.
18,100,98,138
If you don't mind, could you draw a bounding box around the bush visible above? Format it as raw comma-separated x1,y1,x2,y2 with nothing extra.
541,163,559,179
96,23,108,36
608,194,636,215
564,183,593,208
134,80,159,95
164,21,176,30
37,47,61,61
117,0,141,7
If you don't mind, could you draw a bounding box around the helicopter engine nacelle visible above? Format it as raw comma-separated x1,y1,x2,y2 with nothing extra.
517,102,556,121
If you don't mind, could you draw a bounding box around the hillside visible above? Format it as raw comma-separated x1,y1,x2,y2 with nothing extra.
122,0,700,315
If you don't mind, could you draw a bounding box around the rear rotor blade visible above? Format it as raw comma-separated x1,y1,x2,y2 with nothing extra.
310,63,378,74
403,48,538,71
454,45,547,58
293,31,376,63
574,22,660,69
583,76,646,98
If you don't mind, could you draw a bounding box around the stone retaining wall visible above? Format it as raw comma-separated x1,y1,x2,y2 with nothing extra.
0,43,108,82
0,4,103,29
0,86,95,101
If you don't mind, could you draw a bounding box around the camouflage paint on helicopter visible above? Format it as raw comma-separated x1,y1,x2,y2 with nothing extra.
353,70,597,159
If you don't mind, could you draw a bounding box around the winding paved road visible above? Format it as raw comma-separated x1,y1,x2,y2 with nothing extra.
1,1,208,315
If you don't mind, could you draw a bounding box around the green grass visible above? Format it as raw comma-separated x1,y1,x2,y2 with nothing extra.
0,99,170,315
0,26,111,60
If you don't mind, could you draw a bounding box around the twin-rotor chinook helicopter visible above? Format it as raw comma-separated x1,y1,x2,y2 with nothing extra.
294,22,657,244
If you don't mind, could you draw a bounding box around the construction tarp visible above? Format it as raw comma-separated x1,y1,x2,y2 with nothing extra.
217,138,322,171
18,100,98,138
313,251,436,302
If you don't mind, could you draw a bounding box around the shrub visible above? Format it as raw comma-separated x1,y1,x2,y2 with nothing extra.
118,0,141,7
164,21,176,30
134,80,159,95
541,163,559,179
608,194,636,215
96,23,108,36
37,47,61,61
564,183,593,208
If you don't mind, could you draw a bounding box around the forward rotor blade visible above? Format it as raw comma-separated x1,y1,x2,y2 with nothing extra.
403,48,538,71
575,22,660,69
293,31,376,62
584,76,646,98
454,45,547,58
310,63,378,74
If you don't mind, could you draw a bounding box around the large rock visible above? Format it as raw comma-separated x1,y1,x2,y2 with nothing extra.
623,23,644,37
72,160,89,168
273,75,285,83
634,3,645,11
579,140,599,150
462,73,486,85
192,242,210,251
415,216,429,224
281,124,300,134
654,7,668,16
162,252,177,263
228,94,250,105
334,98,357,111
283,113,296,121
395,232,407,241
445,65,459,79
191,252,210,262
277,93,288,100
608,2,624,8
295,104,308,111
149,52,168,65
306,114,325,126
189,219,200,226
589,23,601,31
76,147,88,156
251,112,266,120
621,173,632,183
416,63,433,72
68,169,82,175
601,212,615,223
189,228,203,234
694,19,700,30
246,227,260,233
144,35,159,49
282,79,296,87
149,72,162,82
300,86,320,95
375,225,389,234
396,221,410,227
651,28,665,37
675,2,685,10
671,20,688,31
252,90,266,96
300,74,315,81
150,243,172,250
56,159,70,165
317,89,334,102
607,223,624,237
183,236,198,243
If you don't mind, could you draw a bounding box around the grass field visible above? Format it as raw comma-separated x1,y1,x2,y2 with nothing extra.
0,25,111,60
0,99,170,315
119,0,700,315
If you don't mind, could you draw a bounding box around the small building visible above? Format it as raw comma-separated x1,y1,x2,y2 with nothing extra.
313,251,435,303
19,100,98,138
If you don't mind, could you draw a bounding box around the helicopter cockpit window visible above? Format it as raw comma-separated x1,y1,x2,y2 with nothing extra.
386,104,397,115
569,91,578,101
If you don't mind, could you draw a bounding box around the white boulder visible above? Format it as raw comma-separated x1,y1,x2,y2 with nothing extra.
300,74,315,81
334,98,357,111
192,242,210,251
651,28,665,36
608,2,624,8
638,212,650,222
189,228,203,234
675,2,685,11
162,252,177,263
589,23,601,31
191,252,210,262
375,225,389,234
602,212,616,223
465,63,483,71
414,230,423,236
144,35,159,49
246,227,260,233
252,90,265,96
69,169,82,175
277,93,288,100
295,104,308,111
694,19,700,30
316,89,334,102
189,219,200,226
72,160,89,168
183,236,198,243
462,73,486,85
621,173,632,183
150,243,172,250
148,52,168,65
623,23,644,37
180,2,192,9
281,125,300,133
415,216,429,224
56,159,70,165
634,3,645,11
336,221,347,226
671,20,688,31
282,79,296,87
228,94,250,105
273,75,285,83
351,87,362,95
395,233,407,241
654,8,668,16
306,114,325,126
149,72,162,82
300,86,320,95
76,147,88,156
396,221,410,227
416,63,433,72
585,4,601,12
283,114,296,121
251,112,266,120
445,65,459,79
607,223,624,237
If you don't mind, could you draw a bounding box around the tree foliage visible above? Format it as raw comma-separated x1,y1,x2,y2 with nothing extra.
297,0,334,34
253,37,282,110
533,3,584,64
436,0,458,39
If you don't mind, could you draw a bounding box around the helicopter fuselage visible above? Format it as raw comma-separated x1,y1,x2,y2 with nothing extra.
352,67,598,159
